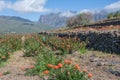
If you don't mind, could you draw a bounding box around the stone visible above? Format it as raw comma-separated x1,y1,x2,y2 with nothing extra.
89,57,99,62
109,68,120,76
97,62,108,66
53,50,62,55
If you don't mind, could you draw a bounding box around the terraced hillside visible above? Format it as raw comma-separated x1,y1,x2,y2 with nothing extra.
40,25,120,54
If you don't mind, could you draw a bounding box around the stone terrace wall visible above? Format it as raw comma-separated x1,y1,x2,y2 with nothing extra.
41,30,120,54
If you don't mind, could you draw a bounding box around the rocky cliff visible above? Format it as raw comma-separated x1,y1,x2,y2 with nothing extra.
39,13,68,27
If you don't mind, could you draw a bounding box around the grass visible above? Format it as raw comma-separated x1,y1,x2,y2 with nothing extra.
0,34,22,66
22,34,91,80
0,34,91,80
44,60,92,80
3,70,11,75
0,62,8,68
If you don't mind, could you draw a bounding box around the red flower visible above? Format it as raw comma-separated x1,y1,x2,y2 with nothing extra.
82,69,87,73
0,72,3,77
88,73,93,78
43,70,49,74
1,56,6,59
57,63,63,68
64,60,72,64
29,65,35,69
47,64,54,68
20,66,26,71
53,66,59,69
74,64,81,71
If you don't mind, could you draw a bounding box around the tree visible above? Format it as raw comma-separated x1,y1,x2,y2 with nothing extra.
66,12,93,28
66,16,78,27
107,13,114,19
78,12,93,25
114,11,120,18
107,11,120,19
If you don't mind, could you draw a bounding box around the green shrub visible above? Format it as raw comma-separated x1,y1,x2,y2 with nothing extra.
24,37,40,57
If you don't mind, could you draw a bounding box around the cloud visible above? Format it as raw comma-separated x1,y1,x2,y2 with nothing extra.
79,9,92,13
59,11,77,17
104,1,120,11
0,0,49,12
0,1,5,11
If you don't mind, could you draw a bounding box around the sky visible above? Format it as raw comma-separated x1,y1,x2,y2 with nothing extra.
0,0,120,21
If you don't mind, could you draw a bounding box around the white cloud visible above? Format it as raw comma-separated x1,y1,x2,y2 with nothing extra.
104,1,120,11
0,0,49,12
0,1,5,11
79,9,91,13
59,11,77,17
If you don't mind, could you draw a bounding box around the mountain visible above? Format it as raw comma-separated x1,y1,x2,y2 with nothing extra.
38,11,109,27
39,12,70,27
0,16,55,33
93,10,108,21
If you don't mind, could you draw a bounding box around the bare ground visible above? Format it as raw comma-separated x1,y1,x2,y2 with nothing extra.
0,50,120,80
65,51,120,80
0,50,40,80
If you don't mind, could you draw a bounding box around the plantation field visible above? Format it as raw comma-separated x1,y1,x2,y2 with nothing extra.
0,34,120,80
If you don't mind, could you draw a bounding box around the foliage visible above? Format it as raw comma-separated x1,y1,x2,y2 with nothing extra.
0,34,89,79
22,34,88,79
67,12,93,28
107,13,114,19
40,35,87,54
107,11,120,19
43,60,92,80
23,36,41,57
26,48,61,75
0,34,22,65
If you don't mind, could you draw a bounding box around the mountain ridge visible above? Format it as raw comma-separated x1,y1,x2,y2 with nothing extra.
0,16,55,33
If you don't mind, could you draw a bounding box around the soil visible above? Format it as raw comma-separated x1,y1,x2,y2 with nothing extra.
0,50,40,80
65,51,120,80
0,50,120,80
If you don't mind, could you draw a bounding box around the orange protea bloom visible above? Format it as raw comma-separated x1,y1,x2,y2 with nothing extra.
67,45,71,48
0,72,2,77
74,64,81,71
20,66,26,71
43,70,49,74
88,73,93,78
47,64,54,68
8,52,11,55
53,66,59,69
82,69,87,73
64,60,72,64
57,63,63,68
1,56,6,59
29,65,35,69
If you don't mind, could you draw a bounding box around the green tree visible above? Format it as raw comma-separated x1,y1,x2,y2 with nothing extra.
114,11,120,18
107,13,114,19
67,12,93,28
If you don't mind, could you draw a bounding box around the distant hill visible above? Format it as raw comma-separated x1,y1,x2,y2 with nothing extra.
0,16,55,33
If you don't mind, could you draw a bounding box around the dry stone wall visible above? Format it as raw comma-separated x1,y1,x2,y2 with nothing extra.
40,29,120,54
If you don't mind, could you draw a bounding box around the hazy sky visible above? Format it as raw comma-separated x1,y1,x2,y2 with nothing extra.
0,0,120,21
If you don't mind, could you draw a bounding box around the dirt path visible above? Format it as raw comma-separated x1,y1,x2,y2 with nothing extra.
0,50,40,80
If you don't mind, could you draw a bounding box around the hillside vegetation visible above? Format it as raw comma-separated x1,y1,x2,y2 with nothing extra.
0,16,55,33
